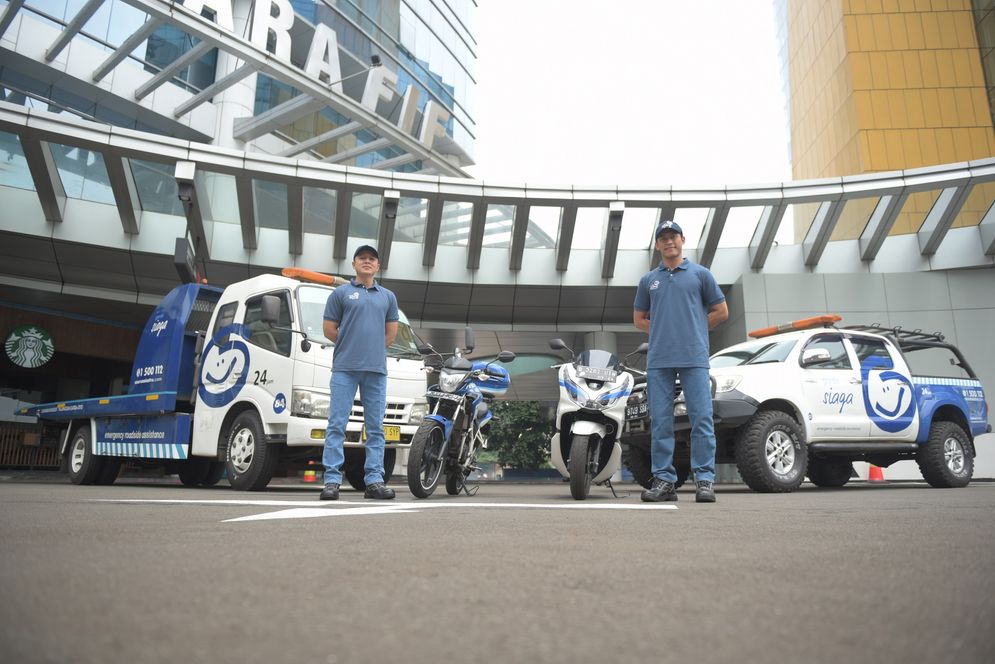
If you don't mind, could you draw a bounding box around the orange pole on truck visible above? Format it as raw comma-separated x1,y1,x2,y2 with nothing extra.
748,314,842,339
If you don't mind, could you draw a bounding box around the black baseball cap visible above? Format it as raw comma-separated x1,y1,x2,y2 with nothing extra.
353,244,380,260
655,220,684,238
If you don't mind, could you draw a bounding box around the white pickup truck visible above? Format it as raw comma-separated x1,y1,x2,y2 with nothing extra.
623,316,990,492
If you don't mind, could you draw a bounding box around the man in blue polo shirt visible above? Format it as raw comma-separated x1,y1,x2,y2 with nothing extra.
319,244,399,500
634,221,728,503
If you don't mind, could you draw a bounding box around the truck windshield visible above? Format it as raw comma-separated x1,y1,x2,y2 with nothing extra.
711,339,797,367
297,285,421,358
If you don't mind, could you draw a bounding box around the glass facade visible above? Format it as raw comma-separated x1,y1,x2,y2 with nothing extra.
1,0,476,171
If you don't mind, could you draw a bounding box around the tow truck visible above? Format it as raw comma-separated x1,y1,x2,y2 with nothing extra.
22,268,428,491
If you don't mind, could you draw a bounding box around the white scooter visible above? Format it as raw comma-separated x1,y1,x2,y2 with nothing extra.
548,338,648,499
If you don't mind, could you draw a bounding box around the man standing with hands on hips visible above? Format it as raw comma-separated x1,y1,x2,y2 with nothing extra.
633,221,728,503
320,244,398,501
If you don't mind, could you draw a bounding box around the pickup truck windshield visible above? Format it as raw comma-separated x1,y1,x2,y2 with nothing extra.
297,285,421,358
711,339,797,367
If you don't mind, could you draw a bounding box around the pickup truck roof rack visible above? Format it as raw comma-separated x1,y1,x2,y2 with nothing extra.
842,323,946,344
843,323,978,379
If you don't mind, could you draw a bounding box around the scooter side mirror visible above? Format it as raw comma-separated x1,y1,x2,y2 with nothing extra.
635,342,649,354
497,350,516,363
464,326,475,354
548,338,566,351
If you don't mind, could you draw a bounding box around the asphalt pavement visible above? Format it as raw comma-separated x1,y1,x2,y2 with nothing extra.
1,474,993,664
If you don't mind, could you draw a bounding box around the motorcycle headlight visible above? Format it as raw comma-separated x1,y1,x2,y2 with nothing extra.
595,387,628,410
439,370,469,393
292,388,329,419
714,375,742,393
561,376,588,407
409,403,428,424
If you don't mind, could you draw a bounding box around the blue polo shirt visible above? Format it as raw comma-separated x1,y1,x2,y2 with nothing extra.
324,279,399,374
633,258,725,369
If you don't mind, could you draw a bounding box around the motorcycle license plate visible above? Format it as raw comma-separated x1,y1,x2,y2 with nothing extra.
426,390,461,401
361,425,401,442
625,402,648,421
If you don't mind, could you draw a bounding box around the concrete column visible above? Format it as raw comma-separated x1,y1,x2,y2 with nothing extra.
212,0,258,150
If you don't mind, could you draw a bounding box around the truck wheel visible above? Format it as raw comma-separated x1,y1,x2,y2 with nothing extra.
917,421,973,488
344,447,396,491
225,411,278,491
178,460,210,486
807,458,852,488
95,458,122,486
625,445,690,489
66,425,105,485
202,462,225,486
735,410,807,493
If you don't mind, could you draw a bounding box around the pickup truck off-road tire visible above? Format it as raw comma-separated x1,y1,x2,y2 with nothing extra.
625,444,689,489
917,421,973,488
735,410,807,493
66,425,106,485
806,458,852,488
225,410,278,491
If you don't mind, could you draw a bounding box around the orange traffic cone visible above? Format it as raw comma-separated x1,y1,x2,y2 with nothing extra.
868,464,886,483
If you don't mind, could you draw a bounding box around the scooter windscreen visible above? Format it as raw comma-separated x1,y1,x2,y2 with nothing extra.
575,349,620,382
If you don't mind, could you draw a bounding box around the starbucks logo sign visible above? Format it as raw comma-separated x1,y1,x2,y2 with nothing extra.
5,325,55,368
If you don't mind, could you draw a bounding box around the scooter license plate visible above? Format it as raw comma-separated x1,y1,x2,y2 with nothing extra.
361,425,401,442
625,402,648,421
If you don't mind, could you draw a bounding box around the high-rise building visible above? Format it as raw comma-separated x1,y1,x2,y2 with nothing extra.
775,0,995,240
0,0,477,173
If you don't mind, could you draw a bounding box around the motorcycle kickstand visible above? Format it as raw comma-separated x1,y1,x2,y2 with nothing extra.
605,478,624,499
458,474,478,496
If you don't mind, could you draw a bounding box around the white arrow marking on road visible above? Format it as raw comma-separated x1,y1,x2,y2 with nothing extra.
94,498,678,522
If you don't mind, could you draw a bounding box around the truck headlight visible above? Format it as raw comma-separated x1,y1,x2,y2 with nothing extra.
409,403,428,424
292,389,330,419
714,375,742,393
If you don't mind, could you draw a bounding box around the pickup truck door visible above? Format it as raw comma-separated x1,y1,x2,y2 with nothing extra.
799,333,869,440
848,336,918,439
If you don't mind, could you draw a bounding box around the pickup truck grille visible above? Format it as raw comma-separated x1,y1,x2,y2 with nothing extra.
350,400,408,423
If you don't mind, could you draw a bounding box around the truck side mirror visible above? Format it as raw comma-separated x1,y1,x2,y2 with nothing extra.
261,295,281,325
417,344,435,355
801,348,832,367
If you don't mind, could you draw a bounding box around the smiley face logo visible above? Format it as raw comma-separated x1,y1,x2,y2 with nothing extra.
199,324,251,408
861,356,916,433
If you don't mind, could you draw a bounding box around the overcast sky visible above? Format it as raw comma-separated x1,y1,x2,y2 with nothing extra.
465,0,791,189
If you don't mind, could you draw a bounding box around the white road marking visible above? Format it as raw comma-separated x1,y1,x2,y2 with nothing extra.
92,498,678,522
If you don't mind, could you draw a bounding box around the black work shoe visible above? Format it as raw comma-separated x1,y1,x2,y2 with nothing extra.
319,483,340,501
695,480,716,503
363,482,395,500
641,477,678,502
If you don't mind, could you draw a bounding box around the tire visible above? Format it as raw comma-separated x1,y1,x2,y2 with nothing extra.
407,421,447,498
735,410,807,493
807,458,853,488
66,425,106,485
202,462,226,486
95,458,122,486
224,410,278,491
178,459,211,487
568,435,593,500
344,448,396,491
917,421,973,488
625,444,653,489
625,445,689,489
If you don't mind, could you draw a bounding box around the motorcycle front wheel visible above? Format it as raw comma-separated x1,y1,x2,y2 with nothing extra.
568,434,594,500
407,421,447,498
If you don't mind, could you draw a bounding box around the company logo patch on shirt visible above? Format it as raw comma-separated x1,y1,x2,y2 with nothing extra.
348,292,360,300
649,280,660,291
